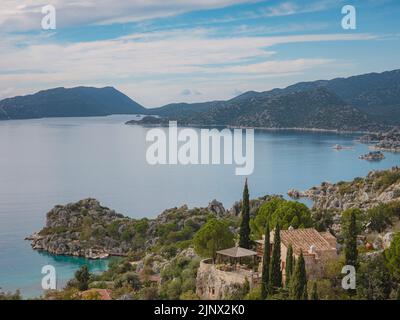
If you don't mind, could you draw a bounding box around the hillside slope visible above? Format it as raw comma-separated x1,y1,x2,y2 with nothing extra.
0,86,146,120
144,88,382,131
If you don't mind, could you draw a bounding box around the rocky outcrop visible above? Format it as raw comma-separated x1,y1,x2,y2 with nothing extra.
207,200,226,217
28,198,235,259
294,167,400,212
228,195,282,217
28,199,132,258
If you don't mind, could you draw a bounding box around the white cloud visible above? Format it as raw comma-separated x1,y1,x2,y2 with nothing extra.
261,0,344,17
0,0,255,31
222,58,333,74
0,28,378,106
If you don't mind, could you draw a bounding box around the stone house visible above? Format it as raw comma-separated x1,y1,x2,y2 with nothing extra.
195,228,338,299
256,227,338,282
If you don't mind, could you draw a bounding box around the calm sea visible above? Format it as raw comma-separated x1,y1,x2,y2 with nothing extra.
0,115,399,297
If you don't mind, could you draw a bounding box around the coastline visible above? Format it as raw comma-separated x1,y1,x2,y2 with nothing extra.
126,120,378,135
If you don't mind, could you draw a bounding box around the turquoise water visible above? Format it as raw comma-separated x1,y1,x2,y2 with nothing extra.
1,115,399,298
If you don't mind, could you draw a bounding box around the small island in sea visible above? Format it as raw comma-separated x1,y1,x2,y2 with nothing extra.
359,151,385,161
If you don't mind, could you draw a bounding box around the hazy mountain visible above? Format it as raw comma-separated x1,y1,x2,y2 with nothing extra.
143,69,400,131
147,88,381,131
0,86,146,120
236,69,400,124
2,69,399,131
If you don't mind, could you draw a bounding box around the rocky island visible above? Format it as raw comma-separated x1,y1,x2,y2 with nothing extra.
359,151,385,161
125,116,164,126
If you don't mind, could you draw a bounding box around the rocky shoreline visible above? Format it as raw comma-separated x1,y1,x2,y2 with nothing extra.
288,167,400,212
28,166,400,260
26,199,133,259
126,116,379,134
359,127,400,152
26,195,281,259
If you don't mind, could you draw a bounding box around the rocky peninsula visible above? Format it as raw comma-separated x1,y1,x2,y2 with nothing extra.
289,167,400,212
359,127,400,152
27,196,278,259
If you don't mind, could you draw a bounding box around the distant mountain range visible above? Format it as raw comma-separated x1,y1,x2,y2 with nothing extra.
0,86,146,120
143,69,400,131
1,69,400,131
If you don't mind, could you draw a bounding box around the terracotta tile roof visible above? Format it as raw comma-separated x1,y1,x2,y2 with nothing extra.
217,246,257,258
319,231,337,246
278,228,336,255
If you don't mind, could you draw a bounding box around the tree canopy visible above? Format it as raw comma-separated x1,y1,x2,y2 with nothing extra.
193,219,234,259
251,198,312,238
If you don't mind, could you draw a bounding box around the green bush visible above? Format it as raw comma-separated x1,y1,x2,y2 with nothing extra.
367,203,394,232
384,233,400,280
375,171,400,190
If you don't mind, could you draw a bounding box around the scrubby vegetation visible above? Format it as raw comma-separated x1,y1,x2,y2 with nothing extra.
25,168,400,300
0,289,21,300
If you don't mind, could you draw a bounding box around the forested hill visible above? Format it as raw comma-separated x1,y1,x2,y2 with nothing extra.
142,87,383,132
143,69,400,131
0,86,146,120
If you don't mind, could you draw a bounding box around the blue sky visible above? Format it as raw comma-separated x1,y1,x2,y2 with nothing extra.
0,0,399,106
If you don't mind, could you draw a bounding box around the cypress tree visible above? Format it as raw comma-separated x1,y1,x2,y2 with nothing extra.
261,222,270,299
310,282,319,300
290,251,307,300
269,223,282,290
75,265,90,291
285,244,294,287
239,178,251,249
345,210,358,269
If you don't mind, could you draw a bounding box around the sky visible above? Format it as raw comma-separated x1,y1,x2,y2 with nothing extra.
0,0,399,107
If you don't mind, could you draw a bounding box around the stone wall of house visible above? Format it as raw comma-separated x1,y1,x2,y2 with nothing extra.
280,245,338,281
302,249,338,280
196,259,258,300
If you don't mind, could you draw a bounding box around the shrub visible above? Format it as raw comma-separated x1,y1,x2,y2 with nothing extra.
384,233,400,280
375,170,400,190
367,203,394,232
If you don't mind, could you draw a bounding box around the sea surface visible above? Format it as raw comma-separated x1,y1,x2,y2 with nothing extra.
1,115,399,297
